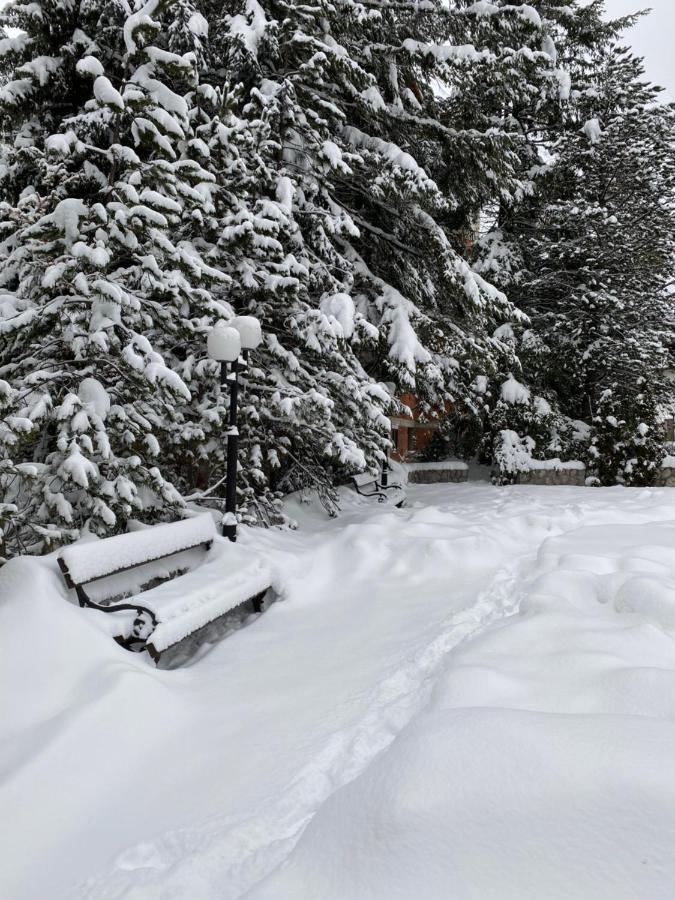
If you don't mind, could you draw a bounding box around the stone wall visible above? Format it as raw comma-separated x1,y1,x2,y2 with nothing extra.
516,467,586,486
407,466,469,485
656,467,675,487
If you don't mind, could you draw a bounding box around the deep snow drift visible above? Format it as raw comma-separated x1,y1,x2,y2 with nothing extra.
3,483,675,899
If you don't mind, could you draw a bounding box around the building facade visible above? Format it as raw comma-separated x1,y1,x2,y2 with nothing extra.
390,392,450,461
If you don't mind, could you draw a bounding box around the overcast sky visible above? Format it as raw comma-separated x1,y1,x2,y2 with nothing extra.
603,0,675,99
0,0,671,99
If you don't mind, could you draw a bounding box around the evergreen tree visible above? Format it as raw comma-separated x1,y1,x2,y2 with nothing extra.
191,0,565,505
4,0,652,558
0,0,223,557
476,2,675,483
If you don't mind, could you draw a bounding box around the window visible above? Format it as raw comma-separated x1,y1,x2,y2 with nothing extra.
408,428,417,453
391,428,399,452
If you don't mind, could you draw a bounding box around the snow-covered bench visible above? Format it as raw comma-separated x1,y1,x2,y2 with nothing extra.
57,514,272,668
350,472,405,507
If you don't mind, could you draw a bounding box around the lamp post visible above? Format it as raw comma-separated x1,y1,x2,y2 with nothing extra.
207,317,263,542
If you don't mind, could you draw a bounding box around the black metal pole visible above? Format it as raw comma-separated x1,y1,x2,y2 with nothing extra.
381,460,389,488
223,355,239,541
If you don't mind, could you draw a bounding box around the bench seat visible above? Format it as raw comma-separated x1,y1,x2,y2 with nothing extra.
144,544,272,657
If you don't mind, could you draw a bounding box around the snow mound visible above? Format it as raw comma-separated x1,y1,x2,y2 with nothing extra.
252,709,675,900
5,486,675,899
252,514,675,900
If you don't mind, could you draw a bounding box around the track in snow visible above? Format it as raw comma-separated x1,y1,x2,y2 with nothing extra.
80,552,534,899
57,483,675,900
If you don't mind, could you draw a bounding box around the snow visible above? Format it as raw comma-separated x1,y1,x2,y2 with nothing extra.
45,129,79,155
16,54,61,86
342,126,432,180
123,0,162,55
77,378,111,421
472,374,488,394
76,56,104,78
378,287,432,372
556,67,572,101
516,4,542,28
401,39,490,66
58,440,98,488
320,140,345,169
319,292,356,339
5,485,675,899
51,197,88,245
541,34,557,63
495,428,533,473
405,460,468,471
534,394,552,416
583,117,603,144
467,1,499,15
145,546,272,652
188,11,209,37
572,418,592,442
275,175,294,213
493,322,514,341
228,0,267,56
59,513,216,583
495,427,583,474
500,373,530,404
361,85,386,111
528,458,585,470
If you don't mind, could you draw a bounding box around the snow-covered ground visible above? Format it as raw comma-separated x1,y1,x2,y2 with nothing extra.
3,483,675,899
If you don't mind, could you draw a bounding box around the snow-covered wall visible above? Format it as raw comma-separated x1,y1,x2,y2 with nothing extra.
405,461,469,484
517,464,586,486
656,459,675,487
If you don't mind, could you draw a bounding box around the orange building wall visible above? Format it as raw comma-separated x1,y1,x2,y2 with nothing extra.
390,393,452,462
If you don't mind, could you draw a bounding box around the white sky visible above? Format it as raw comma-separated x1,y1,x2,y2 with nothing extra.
603,0,675,99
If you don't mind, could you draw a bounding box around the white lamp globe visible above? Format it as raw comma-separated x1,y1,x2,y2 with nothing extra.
207,323,241,362
232,315,263,351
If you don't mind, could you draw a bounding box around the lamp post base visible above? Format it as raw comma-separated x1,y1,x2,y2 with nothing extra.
222,511,237,543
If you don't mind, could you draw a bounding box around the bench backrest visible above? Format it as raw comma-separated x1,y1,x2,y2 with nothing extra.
58,514,216,589
352,472,378,488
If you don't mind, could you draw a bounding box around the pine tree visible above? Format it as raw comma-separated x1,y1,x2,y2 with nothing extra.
3,0,635,558
590,381,664,486
475,2,675,482
188,0,565,508
0,0,223,557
